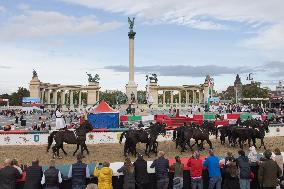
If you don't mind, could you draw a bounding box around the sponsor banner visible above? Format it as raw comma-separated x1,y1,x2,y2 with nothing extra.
0,128,283,145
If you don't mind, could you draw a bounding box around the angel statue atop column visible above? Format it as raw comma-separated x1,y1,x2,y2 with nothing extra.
128,17,135,30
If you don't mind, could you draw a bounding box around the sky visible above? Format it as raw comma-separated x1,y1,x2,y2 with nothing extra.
0,0,284,94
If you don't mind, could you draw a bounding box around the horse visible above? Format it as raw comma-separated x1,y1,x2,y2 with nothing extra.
177,125,213,152
251,120,269,149
47,120,93,159
119,123,166,157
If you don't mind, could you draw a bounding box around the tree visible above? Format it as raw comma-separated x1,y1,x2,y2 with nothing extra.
99,90,127,107
137,90,146,104
9,87,30,106
242,82,270,99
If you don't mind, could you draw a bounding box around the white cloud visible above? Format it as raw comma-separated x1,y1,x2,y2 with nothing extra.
0,9,123,40
60,0,284,52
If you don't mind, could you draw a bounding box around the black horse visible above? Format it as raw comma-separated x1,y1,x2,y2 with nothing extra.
47,120,93,158
175,124,213,152
119,123,166,157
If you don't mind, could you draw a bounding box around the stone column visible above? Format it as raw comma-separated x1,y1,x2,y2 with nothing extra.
61,90,65,105
163,91,166,104
41,89,45,104
78,91,82,107
47,90,51,104
53,90,57,105
170,91,174,104
198,90,202,104
192,90,196,104
129,36,135,82
185,90,189,104
97,91,100,102
178,91,181,104
125,29,137,102
70,90,74,107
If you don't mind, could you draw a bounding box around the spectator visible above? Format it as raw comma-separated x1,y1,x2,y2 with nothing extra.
150,151,169,189
41,159,62,189
223,162,240,189
170,156,184,189
258,150,282,189
68,154,90,189
86,183,98,189
203,149,222,189
11,159,23,175
236,150,251,189
117,157,135,189
187,151,203,189
0,159,22,189
225,152,236,165
248,146,258,164
273,148,283,176
93,161,113,189
137,121,144,128
23,159,43,189
134,153,149,189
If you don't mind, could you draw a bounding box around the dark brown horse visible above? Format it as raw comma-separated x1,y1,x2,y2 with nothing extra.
47,120,93,158
119,123,166,157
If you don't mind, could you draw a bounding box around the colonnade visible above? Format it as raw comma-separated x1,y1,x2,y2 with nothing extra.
40,88,99,107
160,89,204,104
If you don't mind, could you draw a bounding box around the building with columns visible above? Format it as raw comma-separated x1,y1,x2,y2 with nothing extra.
29,74,100,108
146,76,212,108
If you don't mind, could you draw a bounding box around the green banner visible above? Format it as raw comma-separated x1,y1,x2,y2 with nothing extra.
204,113,215,120
240,113,252,120
128,116,142,121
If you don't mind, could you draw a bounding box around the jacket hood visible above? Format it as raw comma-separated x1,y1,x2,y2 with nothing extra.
101,167,112,175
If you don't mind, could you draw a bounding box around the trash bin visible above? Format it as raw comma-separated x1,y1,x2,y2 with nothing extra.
21,119,26,126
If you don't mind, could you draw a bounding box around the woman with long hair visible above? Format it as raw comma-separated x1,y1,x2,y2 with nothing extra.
117,157,135,189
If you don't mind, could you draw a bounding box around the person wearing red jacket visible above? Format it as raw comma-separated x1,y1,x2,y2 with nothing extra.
187,151,204,189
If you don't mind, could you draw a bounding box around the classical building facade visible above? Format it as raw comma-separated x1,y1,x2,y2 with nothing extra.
146,75,213,107
29,73,100,107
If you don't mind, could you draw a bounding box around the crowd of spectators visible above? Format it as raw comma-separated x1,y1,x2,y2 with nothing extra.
0,148,283,189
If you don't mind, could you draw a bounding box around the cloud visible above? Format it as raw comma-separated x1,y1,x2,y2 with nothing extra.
60,0,284,52
0,65,11,69
0,9,123,40
104,64,253,77
260,61,284,77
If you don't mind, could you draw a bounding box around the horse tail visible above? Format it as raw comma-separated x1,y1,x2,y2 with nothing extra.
47,131,57,152
119,131,127,144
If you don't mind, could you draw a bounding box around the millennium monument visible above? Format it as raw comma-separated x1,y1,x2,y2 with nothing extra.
125,17,138,103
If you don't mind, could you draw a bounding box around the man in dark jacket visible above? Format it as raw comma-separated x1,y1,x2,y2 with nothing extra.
24,159,43,189
41,159,62,189
68,154,90,189
236,150,251,189
150,151,169,189
258,150,282,189
0,159,22,189
134,153,149,189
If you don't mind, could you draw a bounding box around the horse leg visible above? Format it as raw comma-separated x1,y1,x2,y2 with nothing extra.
260,138,266,149
60,144,67,156
84,143,89,154
52,146,57,159
207,139,213,149
73,144,80,156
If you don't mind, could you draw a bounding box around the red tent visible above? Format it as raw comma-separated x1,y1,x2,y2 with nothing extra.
93,100,118,113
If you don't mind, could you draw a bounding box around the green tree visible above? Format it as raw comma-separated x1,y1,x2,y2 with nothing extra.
242,82,270,99
137,90,146,104
9,87,30,106
99,90,128,106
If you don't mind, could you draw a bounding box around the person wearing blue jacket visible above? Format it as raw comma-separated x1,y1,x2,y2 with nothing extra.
203,149,221,189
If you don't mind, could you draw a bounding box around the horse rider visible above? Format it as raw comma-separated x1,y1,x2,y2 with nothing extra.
55,107,66,130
